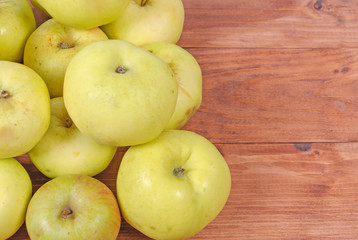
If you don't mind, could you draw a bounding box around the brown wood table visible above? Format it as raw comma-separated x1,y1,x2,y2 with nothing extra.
12,0,358,239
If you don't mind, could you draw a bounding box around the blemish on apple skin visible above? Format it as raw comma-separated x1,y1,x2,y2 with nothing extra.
73,152,80,157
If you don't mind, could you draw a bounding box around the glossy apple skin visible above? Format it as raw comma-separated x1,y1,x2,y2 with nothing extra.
0,61,50,159
102,0,185,46
63,40,178,147
0,0,36,62
117,130,231,240
24,19,108,97
143,42,202,130
26,174,121,240
36,0,129,29
0,158,32,240
28,97,117,178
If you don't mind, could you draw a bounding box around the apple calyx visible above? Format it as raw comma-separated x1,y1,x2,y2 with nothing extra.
61,208,73,219
116,66,127,74
65,117,73,128
173,167,185,177
58,42,74,49
0,90,9,99
134,0,148,6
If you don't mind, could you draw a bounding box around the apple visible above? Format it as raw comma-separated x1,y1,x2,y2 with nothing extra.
63,39,178,147
28,97,117,178
35,0,129,29
142,42,202,130
117,130,231,240
101,0,185,46
0,158,32,240
24,19,108,98
0,61,50,159
26,174,121,240
0,0,36,62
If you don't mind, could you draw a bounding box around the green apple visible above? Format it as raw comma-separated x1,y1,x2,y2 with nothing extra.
0,0,36,62
24,19,108,98
0,61,50,159
117,130,231,240
28,97,117,178
0,158,32,240
101,0,185,46
26,174,121,240
63,39,178,147
143,42,202,130
35,0,129,29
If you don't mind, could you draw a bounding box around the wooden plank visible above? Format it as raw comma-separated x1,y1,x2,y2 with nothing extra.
183,47,358,144
178,0,358,48
12,142,358,239
182,0,358,10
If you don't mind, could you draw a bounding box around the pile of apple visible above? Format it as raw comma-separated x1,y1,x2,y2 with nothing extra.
0,0,231,239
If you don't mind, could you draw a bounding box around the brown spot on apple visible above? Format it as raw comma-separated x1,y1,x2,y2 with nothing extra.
64,118,73,128
116,66,127,74
173,167,185,177
61,208,73,219
58,42,74,49
0,90,9,99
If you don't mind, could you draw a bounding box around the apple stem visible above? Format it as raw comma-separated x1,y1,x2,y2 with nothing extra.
61,209,73,219
65,118,73,128
173,167,185,177
134,0,148,6
116,66,127,74
0,90,9,99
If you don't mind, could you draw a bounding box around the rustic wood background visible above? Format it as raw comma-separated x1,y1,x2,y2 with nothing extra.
12,0,358,239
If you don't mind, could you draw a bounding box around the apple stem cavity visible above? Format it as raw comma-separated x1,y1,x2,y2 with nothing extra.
116,66,127,74
134,0,148,6
65,118,73,128
61,208,73,219
0,90,9,99
58,42,74,49
173,167,186,177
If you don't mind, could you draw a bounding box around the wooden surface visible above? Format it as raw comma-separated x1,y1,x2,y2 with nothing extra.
12,0,358,239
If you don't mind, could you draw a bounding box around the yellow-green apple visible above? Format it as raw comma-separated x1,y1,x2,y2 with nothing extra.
0,158,32,240
24,19,108,98
0,61,50,159
35,0,129,29
117,130,231,240
143,42,202,129
0,0,36,62
101,0,185,46
28,97,117,178
63,40,178,147
26,174,121,240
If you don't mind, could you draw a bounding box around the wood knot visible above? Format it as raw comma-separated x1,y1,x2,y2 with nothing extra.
314,0,322,10
294,143,312,151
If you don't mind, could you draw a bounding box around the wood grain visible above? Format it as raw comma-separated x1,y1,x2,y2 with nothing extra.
10,0,358,239
184,47,358,143
179,0,358,48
